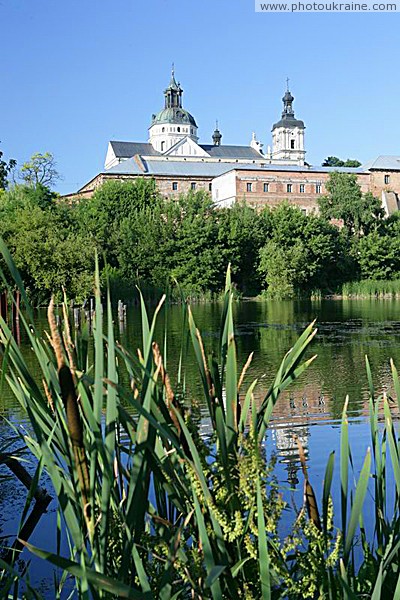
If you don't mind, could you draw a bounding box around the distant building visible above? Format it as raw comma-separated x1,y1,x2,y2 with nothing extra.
68,69,400,215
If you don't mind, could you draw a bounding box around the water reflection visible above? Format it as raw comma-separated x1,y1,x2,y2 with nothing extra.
2,297,400,481
2,298,400,596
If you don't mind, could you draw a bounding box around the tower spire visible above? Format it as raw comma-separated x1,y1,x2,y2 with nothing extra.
212,120,222,146
164,65,182,108
282,84,295,119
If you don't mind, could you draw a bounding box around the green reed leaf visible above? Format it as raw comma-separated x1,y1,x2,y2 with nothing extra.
322,451,335,535
257,478,271,600
344,448,371,560
21,541,151,599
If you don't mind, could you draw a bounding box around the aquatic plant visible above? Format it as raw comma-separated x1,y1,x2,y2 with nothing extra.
342,278,400,298
1,240,400,598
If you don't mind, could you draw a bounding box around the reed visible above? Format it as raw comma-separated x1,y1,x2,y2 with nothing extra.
342,278,400,298
1,241,400,598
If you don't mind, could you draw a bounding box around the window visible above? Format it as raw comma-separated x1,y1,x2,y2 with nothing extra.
385,174,390,184
177,127,180,132
287,184,292,193
300,184,305,193
191,182,196,190
263,183,269,193
162,127,165,132
291,139,295,149
172,182,178,191
209,183,212,191
246,183,252,192
316,184,321,194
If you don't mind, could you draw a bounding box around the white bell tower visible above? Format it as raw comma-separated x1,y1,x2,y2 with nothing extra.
271,80,306,165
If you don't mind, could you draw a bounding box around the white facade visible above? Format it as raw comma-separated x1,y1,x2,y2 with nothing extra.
212,170,237,208
148,123,199,153
250,132,264,156
105,142,120,169
272,126,305,164
163,136,208,157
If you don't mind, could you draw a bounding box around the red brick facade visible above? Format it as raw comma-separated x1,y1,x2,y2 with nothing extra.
64,166,400,215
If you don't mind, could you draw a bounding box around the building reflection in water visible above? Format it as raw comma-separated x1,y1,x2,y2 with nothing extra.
272,424,309,487
268,388,329,487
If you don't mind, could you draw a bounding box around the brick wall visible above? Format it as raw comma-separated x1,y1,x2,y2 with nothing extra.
68,168,399,211
76,174,212,199
234,169,371,212
369,170,400,198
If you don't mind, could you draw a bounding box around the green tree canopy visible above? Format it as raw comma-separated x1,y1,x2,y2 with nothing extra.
322,156,362,168
258,203,342,298
78,178,162,268
0,184,95,302
318,172,383,236
217,202,272,295
116,189,227,294
20,152,61,188
0,147,16,190
358,231,400,280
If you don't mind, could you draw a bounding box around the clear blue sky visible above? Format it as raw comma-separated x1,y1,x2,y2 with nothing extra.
1,0,398,194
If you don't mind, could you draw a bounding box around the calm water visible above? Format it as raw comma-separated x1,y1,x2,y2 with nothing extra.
1,298,400,594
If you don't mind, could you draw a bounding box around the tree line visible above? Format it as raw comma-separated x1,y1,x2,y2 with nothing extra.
0,155,399,303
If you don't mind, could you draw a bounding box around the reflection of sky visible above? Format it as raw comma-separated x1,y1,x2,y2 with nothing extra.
267,418,396,562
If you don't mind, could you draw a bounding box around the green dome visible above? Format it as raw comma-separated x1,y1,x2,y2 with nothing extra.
151,107,197,128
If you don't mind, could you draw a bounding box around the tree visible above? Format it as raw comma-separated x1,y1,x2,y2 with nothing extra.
168,191,226,294
258,203,342,297
217,202,272,295
318,172,383,236
322,156,345,167
0,147,16,190
78,178,162,268
358,231,400,280
259,239,309,298
322,156,361,168
20,152,61,188
118,189,226,294
343,159,362,168
0,185,95,302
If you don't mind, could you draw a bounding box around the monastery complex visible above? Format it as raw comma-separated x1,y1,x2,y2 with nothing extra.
71,69,400,216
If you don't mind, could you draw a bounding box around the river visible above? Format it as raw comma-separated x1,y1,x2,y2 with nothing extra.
1,297,400,594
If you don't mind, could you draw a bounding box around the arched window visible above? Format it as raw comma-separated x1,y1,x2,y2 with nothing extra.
162,127,165,132
177,126,180,132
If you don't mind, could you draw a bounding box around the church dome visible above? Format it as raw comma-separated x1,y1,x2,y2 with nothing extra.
272,85,304,130
151,107,197,128
282,90,294,104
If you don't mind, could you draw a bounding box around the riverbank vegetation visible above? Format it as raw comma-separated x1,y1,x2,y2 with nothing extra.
1,170,400,302
2,254,400,598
